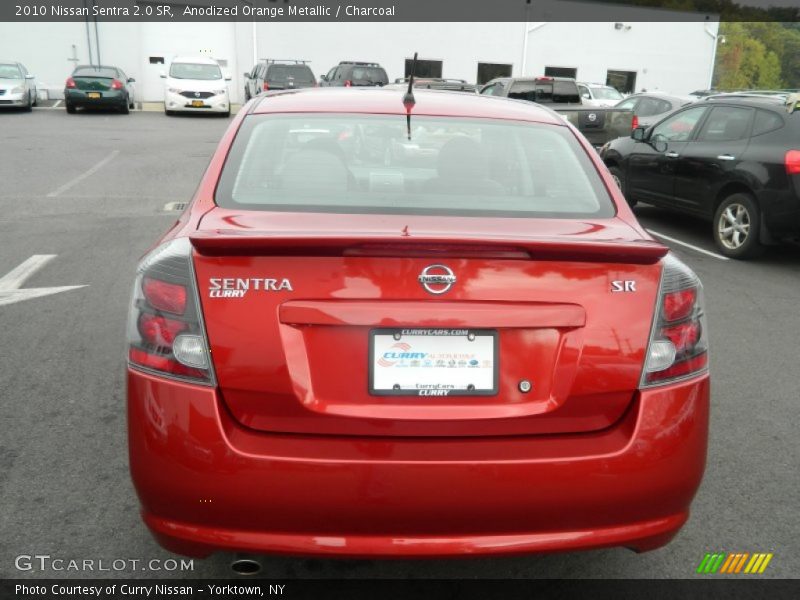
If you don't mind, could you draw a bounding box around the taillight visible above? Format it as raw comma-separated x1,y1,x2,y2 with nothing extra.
785,150,800,175
631,115,639,130
344,80,352,87
111,79,124,90
641,254,708,386
65,77,76,89
127,238,214,384
262,81,269,91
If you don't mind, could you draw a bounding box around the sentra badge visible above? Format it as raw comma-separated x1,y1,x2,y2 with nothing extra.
209,277,293,298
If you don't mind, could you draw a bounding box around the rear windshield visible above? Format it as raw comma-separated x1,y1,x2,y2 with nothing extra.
349,66,388,84
0,63,22,78
169,63,222,80
508,81,580,104
73,67,118,78
266,65,315,83
215,114,614,219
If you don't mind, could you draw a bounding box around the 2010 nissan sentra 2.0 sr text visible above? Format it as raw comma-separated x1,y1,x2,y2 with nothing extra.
126,87,710,559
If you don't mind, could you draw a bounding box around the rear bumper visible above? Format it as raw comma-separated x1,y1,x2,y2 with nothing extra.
65,89,126,107
128,369,709,558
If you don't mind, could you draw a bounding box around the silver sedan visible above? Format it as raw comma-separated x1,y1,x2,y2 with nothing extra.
0,61,37,110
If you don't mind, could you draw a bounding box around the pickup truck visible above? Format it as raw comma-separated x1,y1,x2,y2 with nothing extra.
479,76,633,147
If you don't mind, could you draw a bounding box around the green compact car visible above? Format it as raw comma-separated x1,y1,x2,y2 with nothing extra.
65,65,135,114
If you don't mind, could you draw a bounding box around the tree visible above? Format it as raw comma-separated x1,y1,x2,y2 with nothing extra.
714,22,785,90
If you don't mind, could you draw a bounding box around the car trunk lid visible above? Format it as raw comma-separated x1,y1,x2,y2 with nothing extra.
191,209,665,437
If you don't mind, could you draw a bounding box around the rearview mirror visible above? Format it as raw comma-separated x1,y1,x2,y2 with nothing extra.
25,74,35,80
127,77,135,83
159,71,166,79
243,72,250,78
631,126,647,141
224,74,232,81
320,74,327,82
582,92,591,99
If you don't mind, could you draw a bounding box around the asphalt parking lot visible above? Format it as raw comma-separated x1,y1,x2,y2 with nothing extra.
1,107,798,580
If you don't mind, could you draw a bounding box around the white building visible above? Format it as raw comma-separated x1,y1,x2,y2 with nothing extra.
0,1,719,104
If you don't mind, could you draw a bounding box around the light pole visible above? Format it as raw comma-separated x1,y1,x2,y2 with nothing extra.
704,23,722,90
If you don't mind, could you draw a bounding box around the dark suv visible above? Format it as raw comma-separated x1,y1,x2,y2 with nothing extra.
244,60,316,100
601,95,800,258
320,61,389,87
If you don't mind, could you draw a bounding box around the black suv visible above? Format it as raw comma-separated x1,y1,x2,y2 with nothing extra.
320,62,389,87
601,95,800,258
244,60,316,100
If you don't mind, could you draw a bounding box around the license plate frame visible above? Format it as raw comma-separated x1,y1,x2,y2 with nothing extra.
86,92,101,99
369,328,498,397
191,100,206,108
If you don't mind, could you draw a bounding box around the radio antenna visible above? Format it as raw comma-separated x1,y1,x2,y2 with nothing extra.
403,52,418,140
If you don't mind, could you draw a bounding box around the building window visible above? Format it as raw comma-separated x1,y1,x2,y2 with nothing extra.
606,70,637,94
544,66,577,79
149,57,164,65
477,63,512,85
405,58,442,79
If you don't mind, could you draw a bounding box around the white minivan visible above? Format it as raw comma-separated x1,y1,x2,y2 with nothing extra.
162,56,231,116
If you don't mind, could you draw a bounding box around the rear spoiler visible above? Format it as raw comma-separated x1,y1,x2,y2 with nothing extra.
190,231,668,264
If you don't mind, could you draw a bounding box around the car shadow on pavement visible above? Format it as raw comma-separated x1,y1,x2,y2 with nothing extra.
191,545,652,579
634,203,800,266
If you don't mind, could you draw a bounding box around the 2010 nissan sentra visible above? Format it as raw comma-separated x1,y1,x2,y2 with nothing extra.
126,87,710,560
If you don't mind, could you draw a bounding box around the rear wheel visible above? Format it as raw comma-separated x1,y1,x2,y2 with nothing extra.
31,89,38,107
65,101,76,114
608,165,636,208
120,98,130,114
713,193,764,259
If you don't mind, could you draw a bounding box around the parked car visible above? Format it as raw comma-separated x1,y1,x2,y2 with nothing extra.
244,59,315,101
600,95,800,258
480,76,633,147
161,56,231,117
576,82,624,107
64,65,135,114
388,78,479,93
127,87,710,562
320,61,389,87
614,92,696,128
0,61,36,110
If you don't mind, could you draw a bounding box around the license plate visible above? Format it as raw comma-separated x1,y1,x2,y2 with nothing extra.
191,100,205,107
370,328,498,396
87,92,101,99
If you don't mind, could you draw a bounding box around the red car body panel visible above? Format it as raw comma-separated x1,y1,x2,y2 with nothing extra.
127,89,710,558
128,369,709,558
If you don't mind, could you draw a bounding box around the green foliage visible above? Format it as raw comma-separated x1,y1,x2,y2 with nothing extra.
714,21,800,90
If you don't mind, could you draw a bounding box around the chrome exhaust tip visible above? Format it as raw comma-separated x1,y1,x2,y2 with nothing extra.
230,555,262,575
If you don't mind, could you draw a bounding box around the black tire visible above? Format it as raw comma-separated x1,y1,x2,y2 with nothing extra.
608,165,635,207
65,101,76,114
713,192,764,259
31,89,37,107
120,98,130,114
23,91,32,112
165,108,173,116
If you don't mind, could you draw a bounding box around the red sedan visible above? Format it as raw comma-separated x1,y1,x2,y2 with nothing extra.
127,88,709,560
